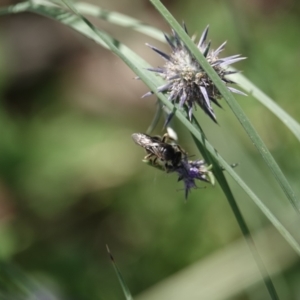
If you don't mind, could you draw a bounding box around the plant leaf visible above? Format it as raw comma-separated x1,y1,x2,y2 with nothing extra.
106,245,134,300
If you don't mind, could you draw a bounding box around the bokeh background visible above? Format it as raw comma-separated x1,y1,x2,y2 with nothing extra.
0,0,300,299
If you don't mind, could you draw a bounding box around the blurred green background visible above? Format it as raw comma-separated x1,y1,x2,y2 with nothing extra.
0,0,300,299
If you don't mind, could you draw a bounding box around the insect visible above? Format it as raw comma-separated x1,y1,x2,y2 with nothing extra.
132,132,217,199
132,133,187,172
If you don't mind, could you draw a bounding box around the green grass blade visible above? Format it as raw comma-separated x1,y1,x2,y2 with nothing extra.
1,1,300,256
106,246,134,300
0,1,30,14
181,109,300,257
70,2,300,143
146,100,163,134
77,0,282,289
6,1,298,144
149,0,300,213
231,71,300,142
68,1,300,143
74,2,165,42
5,2,299,144
191,119,279,300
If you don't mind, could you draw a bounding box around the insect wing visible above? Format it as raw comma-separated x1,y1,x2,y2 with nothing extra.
132,133,166,157
132,133,154,148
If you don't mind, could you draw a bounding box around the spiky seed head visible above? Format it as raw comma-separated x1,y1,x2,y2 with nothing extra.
145,24,246,123
176,159,213,199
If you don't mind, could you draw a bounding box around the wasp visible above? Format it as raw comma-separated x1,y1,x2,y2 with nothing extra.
132,133,187,172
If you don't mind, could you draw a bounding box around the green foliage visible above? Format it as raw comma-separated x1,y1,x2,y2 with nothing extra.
0,0,299,299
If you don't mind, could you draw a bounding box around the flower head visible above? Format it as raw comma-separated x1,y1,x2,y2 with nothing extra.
144,24,246,123
176,159,214,199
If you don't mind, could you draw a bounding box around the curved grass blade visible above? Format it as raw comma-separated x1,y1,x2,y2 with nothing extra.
231,71,300,142
52,0,300,212
63,2,300,143
58,0,299,258
106,245,134,300
0,1,30,13
7,2,299,143
174,105,300,257
191,118,279,300
74,2,165,42
149,0,300,213
146,100,163,134
1,0,300,256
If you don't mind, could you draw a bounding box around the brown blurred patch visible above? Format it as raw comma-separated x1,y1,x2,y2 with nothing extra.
0,12,88,116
